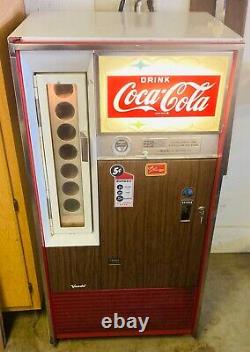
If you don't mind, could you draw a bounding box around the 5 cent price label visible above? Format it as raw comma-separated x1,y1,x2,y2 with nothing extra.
110,164,134,208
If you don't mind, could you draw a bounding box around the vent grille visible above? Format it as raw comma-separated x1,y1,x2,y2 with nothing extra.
51,288,196,338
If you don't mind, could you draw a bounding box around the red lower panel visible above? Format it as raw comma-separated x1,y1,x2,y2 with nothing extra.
51,288,196,338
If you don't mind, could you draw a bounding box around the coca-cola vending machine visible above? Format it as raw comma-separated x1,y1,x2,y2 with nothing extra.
9,11,243,343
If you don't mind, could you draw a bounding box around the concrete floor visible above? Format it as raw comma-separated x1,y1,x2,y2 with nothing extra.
3,254,250,352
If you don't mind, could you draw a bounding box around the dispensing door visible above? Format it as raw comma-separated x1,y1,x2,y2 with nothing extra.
34,74,98,246
98,158,216,289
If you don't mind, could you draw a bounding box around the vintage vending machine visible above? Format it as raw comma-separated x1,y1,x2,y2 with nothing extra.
9,11,243,342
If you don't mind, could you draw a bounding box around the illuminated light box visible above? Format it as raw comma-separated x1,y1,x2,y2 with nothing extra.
99,55,231,133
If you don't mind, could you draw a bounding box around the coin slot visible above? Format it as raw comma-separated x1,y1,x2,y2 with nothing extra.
62,182,79,196
59,144,77,160
180,200,193,222
55,102,75,120
64,199,81,212
61,164,78,178
108,257,121,266
57,124,76,141
54,84,73,98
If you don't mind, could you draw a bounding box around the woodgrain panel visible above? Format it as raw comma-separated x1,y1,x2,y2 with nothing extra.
47,247,101,292
190,0,216,15
98,160,148,289
183,159,216,286
141,159,199,288
47,159,216,292
98,159,216,289
224,0,248,36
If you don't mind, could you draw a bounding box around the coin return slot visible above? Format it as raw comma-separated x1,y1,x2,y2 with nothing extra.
57,124,76,141
54,84,73,98
55,102,75,120
108,257,121,266
180,200,193,222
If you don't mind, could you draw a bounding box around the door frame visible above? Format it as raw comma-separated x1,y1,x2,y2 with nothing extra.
35,73,93,237
0,307,6,350
15,51,100,247
190,0,248,37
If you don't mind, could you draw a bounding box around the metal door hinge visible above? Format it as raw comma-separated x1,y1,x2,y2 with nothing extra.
28,282,33,293
33,77,42,127
80,132,89,162
9,39,22,58
34,92,42,127
47,197,52,220
13,198,19,212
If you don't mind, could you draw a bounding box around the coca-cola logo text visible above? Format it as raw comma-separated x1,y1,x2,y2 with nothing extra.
107,75,220,118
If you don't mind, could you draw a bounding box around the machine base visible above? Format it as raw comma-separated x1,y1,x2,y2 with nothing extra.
50,287,197,339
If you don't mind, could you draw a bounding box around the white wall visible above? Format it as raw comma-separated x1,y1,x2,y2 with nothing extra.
23,0,250,252
24,0,189,13
95,0,189,12
24,0,94,13
212,5,250,252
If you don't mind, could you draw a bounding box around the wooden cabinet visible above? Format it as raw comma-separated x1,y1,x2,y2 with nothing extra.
190,0,248,36
0,304,5,350
0,0,41,311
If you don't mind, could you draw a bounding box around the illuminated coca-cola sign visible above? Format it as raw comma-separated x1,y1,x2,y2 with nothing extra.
108,75,220,118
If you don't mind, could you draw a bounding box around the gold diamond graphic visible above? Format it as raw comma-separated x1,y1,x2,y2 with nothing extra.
132,120,145,129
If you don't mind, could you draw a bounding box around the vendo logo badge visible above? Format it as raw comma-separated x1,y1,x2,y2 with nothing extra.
108,75,220,118
145,163,167,177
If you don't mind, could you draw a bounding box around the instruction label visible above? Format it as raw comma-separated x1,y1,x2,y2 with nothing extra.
110,164,134,208
114,172,134,208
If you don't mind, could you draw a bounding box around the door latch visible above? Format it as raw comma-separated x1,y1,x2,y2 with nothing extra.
80,132,89,162
198,206,206,224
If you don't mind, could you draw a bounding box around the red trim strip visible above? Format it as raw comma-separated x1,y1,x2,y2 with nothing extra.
191,51,238,332
57,328,191,339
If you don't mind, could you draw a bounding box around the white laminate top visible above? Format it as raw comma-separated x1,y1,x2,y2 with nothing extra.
9,11,243,44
